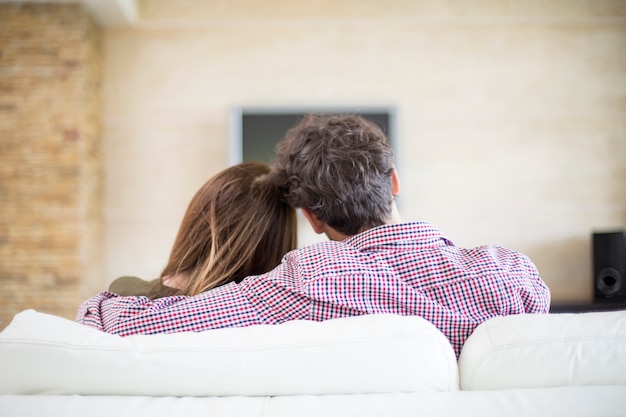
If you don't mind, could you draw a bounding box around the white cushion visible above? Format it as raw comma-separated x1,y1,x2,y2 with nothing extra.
458,310,626,390
0,310,458,396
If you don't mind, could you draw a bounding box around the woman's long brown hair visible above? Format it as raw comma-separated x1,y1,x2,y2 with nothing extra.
149,162,297,299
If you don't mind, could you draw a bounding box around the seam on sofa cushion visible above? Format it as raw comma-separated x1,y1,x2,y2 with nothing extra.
0,332,440,353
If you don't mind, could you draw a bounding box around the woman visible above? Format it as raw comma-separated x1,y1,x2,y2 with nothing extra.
108,162,297,299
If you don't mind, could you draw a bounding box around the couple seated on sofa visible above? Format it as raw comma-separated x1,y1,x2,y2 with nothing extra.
77,113,551,358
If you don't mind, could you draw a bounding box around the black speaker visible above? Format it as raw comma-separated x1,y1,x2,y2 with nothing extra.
593,231,626,302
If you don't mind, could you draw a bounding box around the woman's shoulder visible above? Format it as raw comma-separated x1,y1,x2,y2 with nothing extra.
108,276,159,297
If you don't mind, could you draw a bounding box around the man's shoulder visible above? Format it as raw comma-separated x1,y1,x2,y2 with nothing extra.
290,239,351,262
456,244,538,274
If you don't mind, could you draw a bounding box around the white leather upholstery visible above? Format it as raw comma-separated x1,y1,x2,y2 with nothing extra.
458,310,626,390
2,387,626,417
2,309,626,417
0,310,458,396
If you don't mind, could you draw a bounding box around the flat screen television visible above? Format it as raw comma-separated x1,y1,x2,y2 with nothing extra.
229,107,396,165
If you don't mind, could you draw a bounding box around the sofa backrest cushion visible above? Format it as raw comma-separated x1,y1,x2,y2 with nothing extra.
458,310,626,390
0,310,458,396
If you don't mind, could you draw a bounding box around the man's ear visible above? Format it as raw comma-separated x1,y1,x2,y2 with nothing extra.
391,169,401,196
300,208,326,235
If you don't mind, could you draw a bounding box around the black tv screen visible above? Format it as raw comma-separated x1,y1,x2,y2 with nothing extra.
230,108,395,165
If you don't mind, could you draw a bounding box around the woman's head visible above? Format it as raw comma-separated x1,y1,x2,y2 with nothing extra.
273,114,395,236
154,162,297,298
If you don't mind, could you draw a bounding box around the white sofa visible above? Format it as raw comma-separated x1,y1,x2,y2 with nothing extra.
1,309,625,417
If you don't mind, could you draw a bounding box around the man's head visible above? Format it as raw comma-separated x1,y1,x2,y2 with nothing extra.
272,113,399,238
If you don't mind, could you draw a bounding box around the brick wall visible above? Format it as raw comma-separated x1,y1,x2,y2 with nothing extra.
0,4,103,329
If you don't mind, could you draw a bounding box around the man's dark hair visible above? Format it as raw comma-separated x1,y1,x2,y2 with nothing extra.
272,113,395,236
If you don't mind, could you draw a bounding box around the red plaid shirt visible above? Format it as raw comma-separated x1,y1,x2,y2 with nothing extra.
76,222,550,357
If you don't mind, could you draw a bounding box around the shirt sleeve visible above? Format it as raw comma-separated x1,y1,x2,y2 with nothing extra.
476,245,552,316
516,252,552,314
76,291,110,331
75,254,313,335
75,282,265,335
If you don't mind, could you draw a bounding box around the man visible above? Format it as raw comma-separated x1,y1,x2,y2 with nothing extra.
77,114,550,357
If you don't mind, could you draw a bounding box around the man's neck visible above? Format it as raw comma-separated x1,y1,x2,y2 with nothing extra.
325,202,403,241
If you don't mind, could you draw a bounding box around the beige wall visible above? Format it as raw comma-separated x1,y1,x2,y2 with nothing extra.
101,0,625,304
